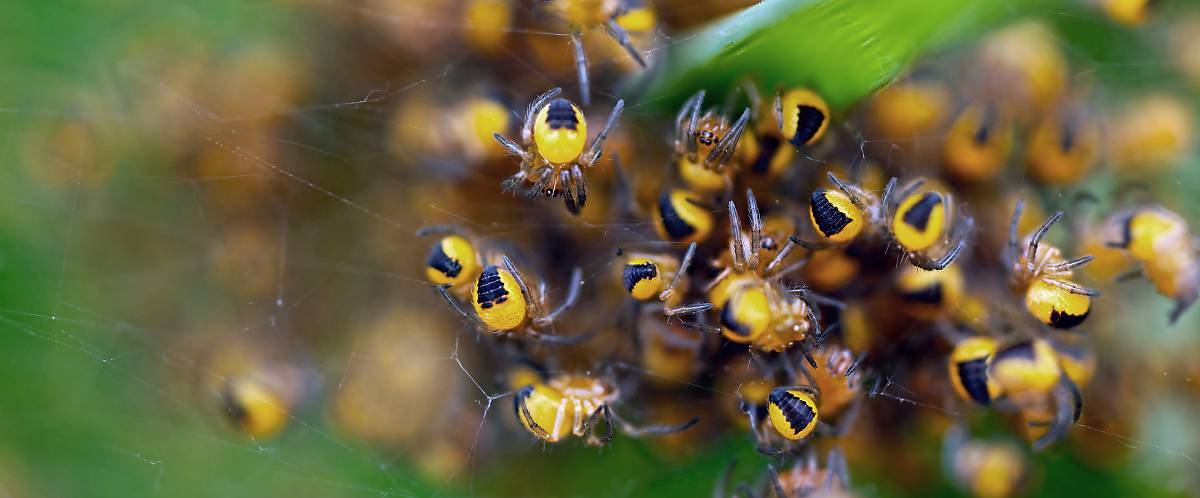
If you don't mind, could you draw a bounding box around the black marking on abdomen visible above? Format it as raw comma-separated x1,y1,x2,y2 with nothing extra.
221,385,249,425
658,191,696,240
901,191,942,231
811,189,852,237
973,107,996,144
956,358,993,405
790,105,825,146
623,262,658,292
1059,125,1076,152
751,134,783,173
1049,307,1089,329
720,305,751,337
768,390,816,434
427,242,462,278
994,341,1035,363
476,265,509,309
901,282,943,304
546,99,578,130
1117,214,1135,248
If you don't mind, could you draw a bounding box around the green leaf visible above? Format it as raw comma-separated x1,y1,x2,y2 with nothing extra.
631,0,1044,112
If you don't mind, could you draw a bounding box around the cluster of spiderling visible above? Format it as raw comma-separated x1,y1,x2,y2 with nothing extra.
160,0,1200,496
395,1,1200,496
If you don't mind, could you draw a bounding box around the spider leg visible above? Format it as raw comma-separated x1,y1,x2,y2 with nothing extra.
1043,277,1101,297
1045,255,1095,274
739,78,763,118
583,98,625,167
582,405,614,445
572,165,587,212
494,133,532,161
609,405,699,437
792,287,847,309
916,216,973,271
714,459,737,498
436,284,482,326
1169,293,1198,325
530,329,595,346
826,172,868,210
522,87,563,143
540,267,583,323
707,108,751,166
764,236,804,277
880,177,898,217
562,169,580,214
660,241,697,302
678,91,705,158
767,464,788,498
514,387,551,440
773,91,784,133
502,255,541,317
1031,382,1075,451
1027,211,1066,272
894,178,927,205
727,200,749,272
568,29,591,105
1008,199,1024,268
745,189,764,267
826,447,850,491
603,18,647,67
415,224,467,237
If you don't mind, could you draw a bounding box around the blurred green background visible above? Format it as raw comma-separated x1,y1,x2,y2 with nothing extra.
2,0,1199,497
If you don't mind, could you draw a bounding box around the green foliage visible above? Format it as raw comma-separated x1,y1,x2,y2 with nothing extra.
632,0,1044,112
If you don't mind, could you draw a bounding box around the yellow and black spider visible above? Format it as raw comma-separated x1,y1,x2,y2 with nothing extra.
1006,200,1099,329
705,190,840,354
673,90,751,193
1103,204,1199,323
808,172,973,271
512,371,698,445
740,350,864,456
494,87,624,214
434,245,589,345
942,425,1029,498
988,338,1083,451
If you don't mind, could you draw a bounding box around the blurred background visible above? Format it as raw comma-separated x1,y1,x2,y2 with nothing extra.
2,0,1200,497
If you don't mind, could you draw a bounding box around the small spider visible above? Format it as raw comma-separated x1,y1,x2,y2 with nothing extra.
513,372,699,445
494,87,624,214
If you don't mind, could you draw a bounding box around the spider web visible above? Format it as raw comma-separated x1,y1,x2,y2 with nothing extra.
1,0,1199,497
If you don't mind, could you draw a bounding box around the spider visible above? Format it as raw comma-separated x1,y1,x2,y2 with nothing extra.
768,448,854,498
513,372,699,445
494,87,624,214
741,350,864,456
1006,200,1099,329
703,190,841,355
807,172,973,271
673,90,751,194
436,251,589,345
988,338,1083,451
619,241,714,317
